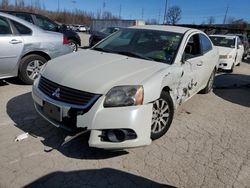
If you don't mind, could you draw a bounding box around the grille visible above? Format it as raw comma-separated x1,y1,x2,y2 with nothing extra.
38,76,100,107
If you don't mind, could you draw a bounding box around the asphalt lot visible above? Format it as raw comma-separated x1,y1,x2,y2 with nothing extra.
0,44,250,187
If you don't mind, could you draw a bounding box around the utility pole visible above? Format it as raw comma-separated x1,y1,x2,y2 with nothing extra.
141,8,144,20
163,0,169,24
223,5,229,24
119,4,122,19
158,8,161,24
57,0,60,12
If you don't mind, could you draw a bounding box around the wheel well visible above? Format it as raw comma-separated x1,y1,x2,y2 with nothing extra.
162,86,171,94
22,51,51,61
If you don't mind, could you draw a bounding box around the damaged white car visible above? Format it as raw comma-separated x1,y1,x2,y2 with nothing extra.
32,25,219,149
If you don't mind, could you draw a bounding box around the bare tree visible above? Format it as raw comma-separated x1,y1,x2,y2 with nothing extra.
226,16,235,24
1,0,9,9
166,6,182,25
207,16,215,25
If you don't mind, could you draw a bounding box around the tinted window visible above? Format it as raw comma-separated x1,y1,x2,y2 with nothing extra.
12,20,32,35
15,13,34,24
36,15,58,31
200,34,212,53
0,16,11,34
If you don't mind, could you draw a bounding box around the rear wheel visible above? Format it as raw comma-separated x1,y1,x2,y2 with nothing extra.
68,39,78,52
151,91,174,140
18,54,47,85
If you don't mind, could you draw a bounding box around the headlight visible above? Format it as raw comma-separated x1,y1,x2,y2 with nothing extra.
104,86,144,107
220,55,232,59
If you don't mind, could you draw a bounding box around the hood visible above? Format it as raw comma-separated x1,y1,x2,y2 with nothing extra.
42,50,166,94
217,46,234,55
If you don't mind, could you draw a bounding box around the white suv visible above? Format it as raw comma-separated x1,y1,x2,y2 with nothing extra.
32,25,219,149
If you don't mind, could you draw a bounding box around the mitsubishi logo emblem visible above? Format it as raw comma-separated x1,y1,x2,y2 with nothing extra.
52,88,60,98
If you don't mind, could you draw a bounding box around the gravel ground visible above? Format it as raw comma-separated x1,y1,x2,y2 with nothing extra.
0,54,249,187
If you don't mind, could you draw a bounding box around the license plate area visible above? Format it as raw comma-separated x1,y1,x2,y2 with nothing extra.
43,101,62,122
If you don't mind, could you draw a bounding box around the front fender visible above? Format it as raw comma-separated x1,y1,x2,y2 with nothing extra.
142,65,183,108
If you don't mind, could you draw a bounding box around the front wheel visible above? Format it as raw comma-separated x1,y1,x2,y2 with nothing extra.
18,54,47,85
151,91,174,140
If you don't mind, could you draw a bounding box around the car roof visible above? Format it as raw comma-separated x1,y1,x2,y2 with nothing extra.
130,25,195,34
210,34,237,39
0,11,43,32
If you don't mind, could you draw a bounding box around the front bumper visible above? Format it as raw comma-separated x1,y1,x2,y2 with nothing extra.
32,78,152,149
218,59,234,70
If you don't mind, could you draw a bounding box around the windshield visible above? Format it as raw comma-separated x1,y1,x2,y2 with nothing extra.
210,36,235,48
93,28,183,64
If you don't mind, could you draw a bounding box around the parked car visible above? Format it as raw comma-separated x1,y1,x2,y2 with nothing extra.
89,27,120,46
32,25,219,149
230,34,249,59
210,34,244,72
73,25,87,32
0,12,72,84
1,10,81,51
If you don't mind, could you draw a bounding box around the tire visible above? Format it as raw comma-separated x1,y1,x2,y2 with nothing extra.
68,39,78,52
18,54,47,85
151,91,174,140
228,63,234,73
200,69,215,94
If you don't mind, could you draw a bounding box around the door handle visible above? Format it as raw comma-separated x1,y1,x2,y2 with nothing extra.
9,39,22,44
197,61,203,66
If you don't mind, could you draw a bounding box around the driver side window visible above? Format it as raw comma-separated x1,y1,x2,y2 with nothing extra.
184,34,202,60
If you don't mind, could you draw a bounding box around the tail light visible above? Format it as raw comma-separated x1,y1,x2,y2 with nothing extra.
63,35,68,45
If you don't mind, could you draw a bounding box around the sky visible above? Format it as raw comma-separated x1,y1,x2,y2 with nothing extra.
9,0,250,24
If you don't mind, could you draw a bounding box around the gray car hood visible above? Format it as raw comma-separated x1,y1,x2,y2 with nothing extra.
42,49,167,94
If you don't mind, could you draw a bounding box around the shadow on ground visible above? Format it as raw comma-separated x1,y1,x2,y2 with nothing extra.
7,92,128,159
24,168,176,188
213,74,250,107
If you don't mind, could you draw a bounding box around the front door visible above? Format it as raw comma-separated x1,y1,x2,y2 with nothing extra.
0,16,23,77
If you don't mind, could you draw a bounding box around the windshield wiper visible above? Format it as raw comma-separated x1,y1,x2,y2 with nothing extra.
92,47,112,53
115,51,153,61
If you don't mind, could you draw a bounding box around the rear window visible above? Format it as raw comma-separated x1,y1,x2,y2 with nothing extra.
15,13,34,24
12,20,32,35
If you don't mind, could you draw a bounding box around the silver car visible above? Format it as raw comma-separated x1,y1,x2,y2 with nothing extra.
0,12,72,84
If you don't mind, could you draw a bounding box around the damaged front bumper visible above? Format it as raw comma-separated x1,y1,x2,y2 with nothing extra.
32,77,152,149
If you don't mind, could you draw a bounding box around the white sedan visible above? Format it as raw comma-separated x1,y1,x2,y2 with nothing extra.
209,34,244,72
32,25,219,149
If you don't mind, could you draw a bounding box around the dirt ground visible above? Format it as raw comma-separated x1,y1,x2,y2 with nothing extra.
0,52,249,187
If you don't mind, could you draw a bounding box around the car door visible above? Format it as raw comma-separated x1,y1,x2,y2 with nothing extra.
0,16,23,77
199,33,216,87
181,33,206,97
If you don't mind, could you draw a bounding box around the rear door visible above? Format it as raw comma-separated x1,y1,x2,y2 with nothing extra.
199,33,216,87
0,16,23,77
